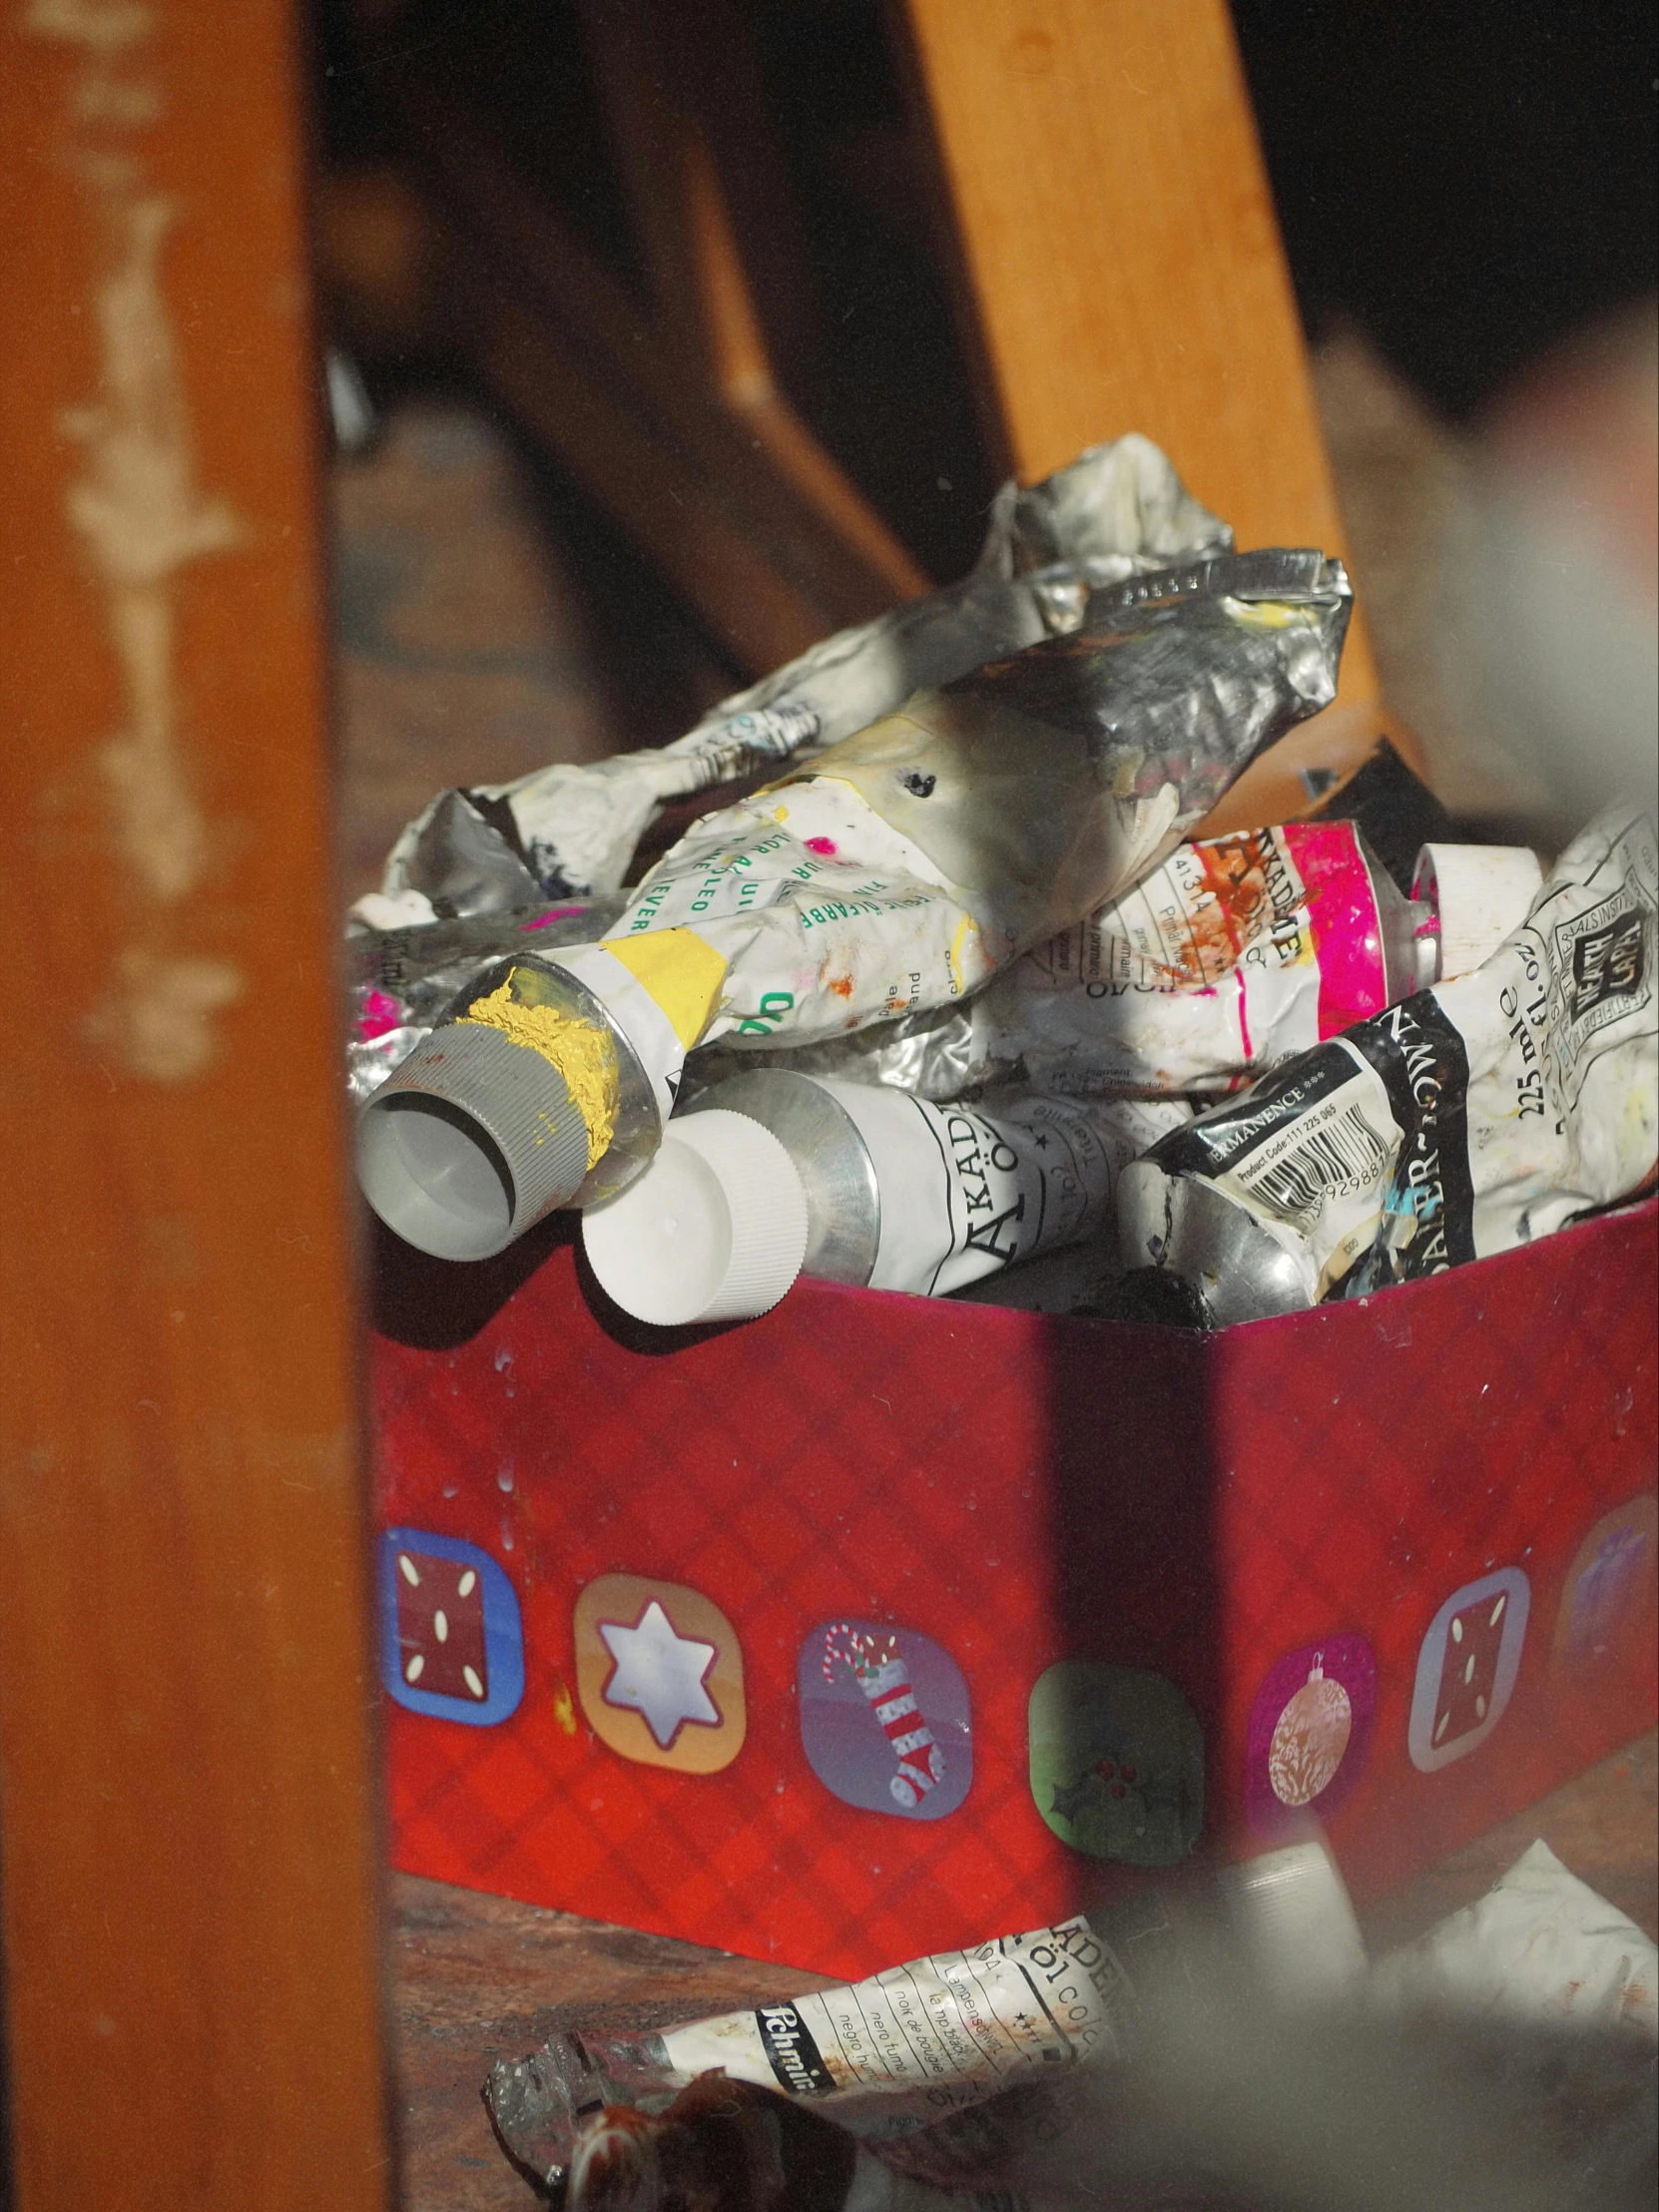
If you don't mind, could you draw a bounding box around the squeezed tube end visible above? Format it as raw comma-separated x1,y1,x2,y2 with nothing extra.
582,1111,810,1327
1118,1163,1313,1328
357,1022,592,1260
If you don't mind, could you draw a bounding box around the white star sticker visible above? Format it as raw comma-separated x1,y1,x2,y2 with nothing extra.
598,1600,721,1748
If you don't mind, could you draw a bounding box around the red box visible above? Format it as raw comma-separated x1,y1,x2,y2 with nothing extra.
371,1199,1658,1981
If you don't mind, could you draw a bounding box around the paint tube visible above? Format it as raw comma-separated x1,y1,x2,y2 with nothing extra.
353,939,700,1261
977,822,1543,1097
682,824,1542,1106
579,1075,1190,1326
358,550,1349,1259
605,550,1351,1050
1117,807,1658,1324
343,896,624,1103
488,1846,1363,2200
486,1917,1122,2196
362,434,1230,922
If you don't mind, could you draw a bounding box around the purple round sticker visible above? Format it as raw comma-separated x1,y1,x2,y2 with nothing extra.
1245,1635,1377,1836
798,1618,973,1821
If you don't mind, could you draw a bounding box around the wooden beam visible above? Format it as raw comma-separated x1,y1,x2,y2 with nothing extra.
895,0,1381,706
0,5,390,2207
387,82,930,675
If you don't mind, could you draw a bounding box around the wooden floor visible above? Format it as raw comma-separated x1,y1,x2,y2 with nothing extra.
390,1730,1657,2209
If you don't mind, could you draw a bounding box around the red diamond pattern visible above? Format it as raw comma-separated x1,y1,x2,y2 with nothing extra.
372,1201,1657,1980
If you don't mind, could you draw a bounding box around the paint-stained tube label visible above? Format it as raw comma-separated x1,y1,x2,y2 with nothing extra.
656,1919,1118,2102
552,942,696,1126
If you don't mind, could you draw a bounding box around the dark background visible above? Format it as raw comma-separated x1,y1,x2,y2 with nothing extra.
317,0,1659,425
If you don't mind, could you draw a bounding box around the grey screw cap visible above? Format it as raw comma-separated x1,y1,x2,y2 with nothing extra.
357,1022,592,1261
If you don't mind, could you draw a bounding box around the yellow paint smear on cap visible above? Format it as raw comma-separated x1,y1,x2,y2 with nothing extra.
605,926,728,1048
458,978,617,1168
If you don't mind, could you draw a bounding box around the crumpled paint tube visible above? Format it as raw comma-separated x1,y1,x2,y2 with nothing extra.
976,822,1541,1098
487,1917,1123,2194
489,1846,1366,2202
602,550,1352,1058
1117,806,1658,1324
356,551,1351,1260
362,434,1230,924
1370,1839,1657,2041
684,822,1540,1107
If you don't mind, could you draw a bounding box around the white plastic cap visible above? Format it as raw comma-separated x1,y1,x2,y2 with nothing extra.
581,1110,810,1327
1412,841,1543,980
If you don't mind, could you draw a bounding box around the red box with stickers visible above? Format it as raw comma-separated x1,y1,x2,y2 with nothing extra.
369,1197,1657,1981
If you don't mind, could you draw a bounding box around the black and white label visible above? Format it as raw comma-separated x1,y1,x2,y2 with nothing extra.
1148,1038,1402,1296
1346,993,1476,1291
756,2003,837,2097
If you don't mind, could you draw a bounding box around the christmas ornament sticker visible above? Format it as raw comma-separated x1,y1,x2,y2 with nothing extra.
1407,1566,1530,1773
798,1619,972,1820
1028,1661,1204,1866
1552,1495,1658,1671
1245,1636,1377,1835
379,1527,525,1728
575,1573,747,1773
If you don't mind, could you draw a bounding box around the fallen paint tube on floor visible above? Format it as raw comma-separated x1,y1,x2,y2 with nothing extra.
487,1845,1365,2196
494,1843,1657,2210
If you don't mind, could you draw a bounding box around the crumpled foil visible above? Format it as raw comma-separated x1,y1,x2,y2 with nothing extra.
683,1000,988,1105
365,434,1230,923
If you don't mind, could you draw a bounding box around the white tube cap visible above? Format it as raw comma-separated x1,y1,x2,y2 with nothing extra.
581,1110,810,1327
1413,841,1543,979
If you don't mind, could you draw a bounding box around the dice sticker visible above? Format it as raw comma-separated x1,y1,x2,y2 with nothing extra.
380,1528,525,1727
799,1619,972,1820
1407,1566,1530,1772
574,1573,746,1773
1552,1495,1658,1669
1028,1661,1204,1866
1245,1636,1377,1836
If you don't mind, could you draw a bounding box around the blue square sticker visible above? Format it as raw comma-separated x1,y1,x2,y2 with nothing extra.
380,1528,524,1727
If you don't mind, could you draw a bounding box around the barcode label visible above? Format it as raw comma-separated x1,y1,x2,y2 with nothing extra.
1236,1102,1389,1223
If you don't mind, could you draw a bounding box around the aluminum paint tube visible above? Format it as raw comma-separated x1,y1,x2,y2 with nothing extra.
489,1846,1363,2200
366,434,1231,921
601,552,1351,1062
488,1917,1120,2197
354,942,698,1261
1118,808,1658,1324
580,1073,1189,1324
980,822,1540,1097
